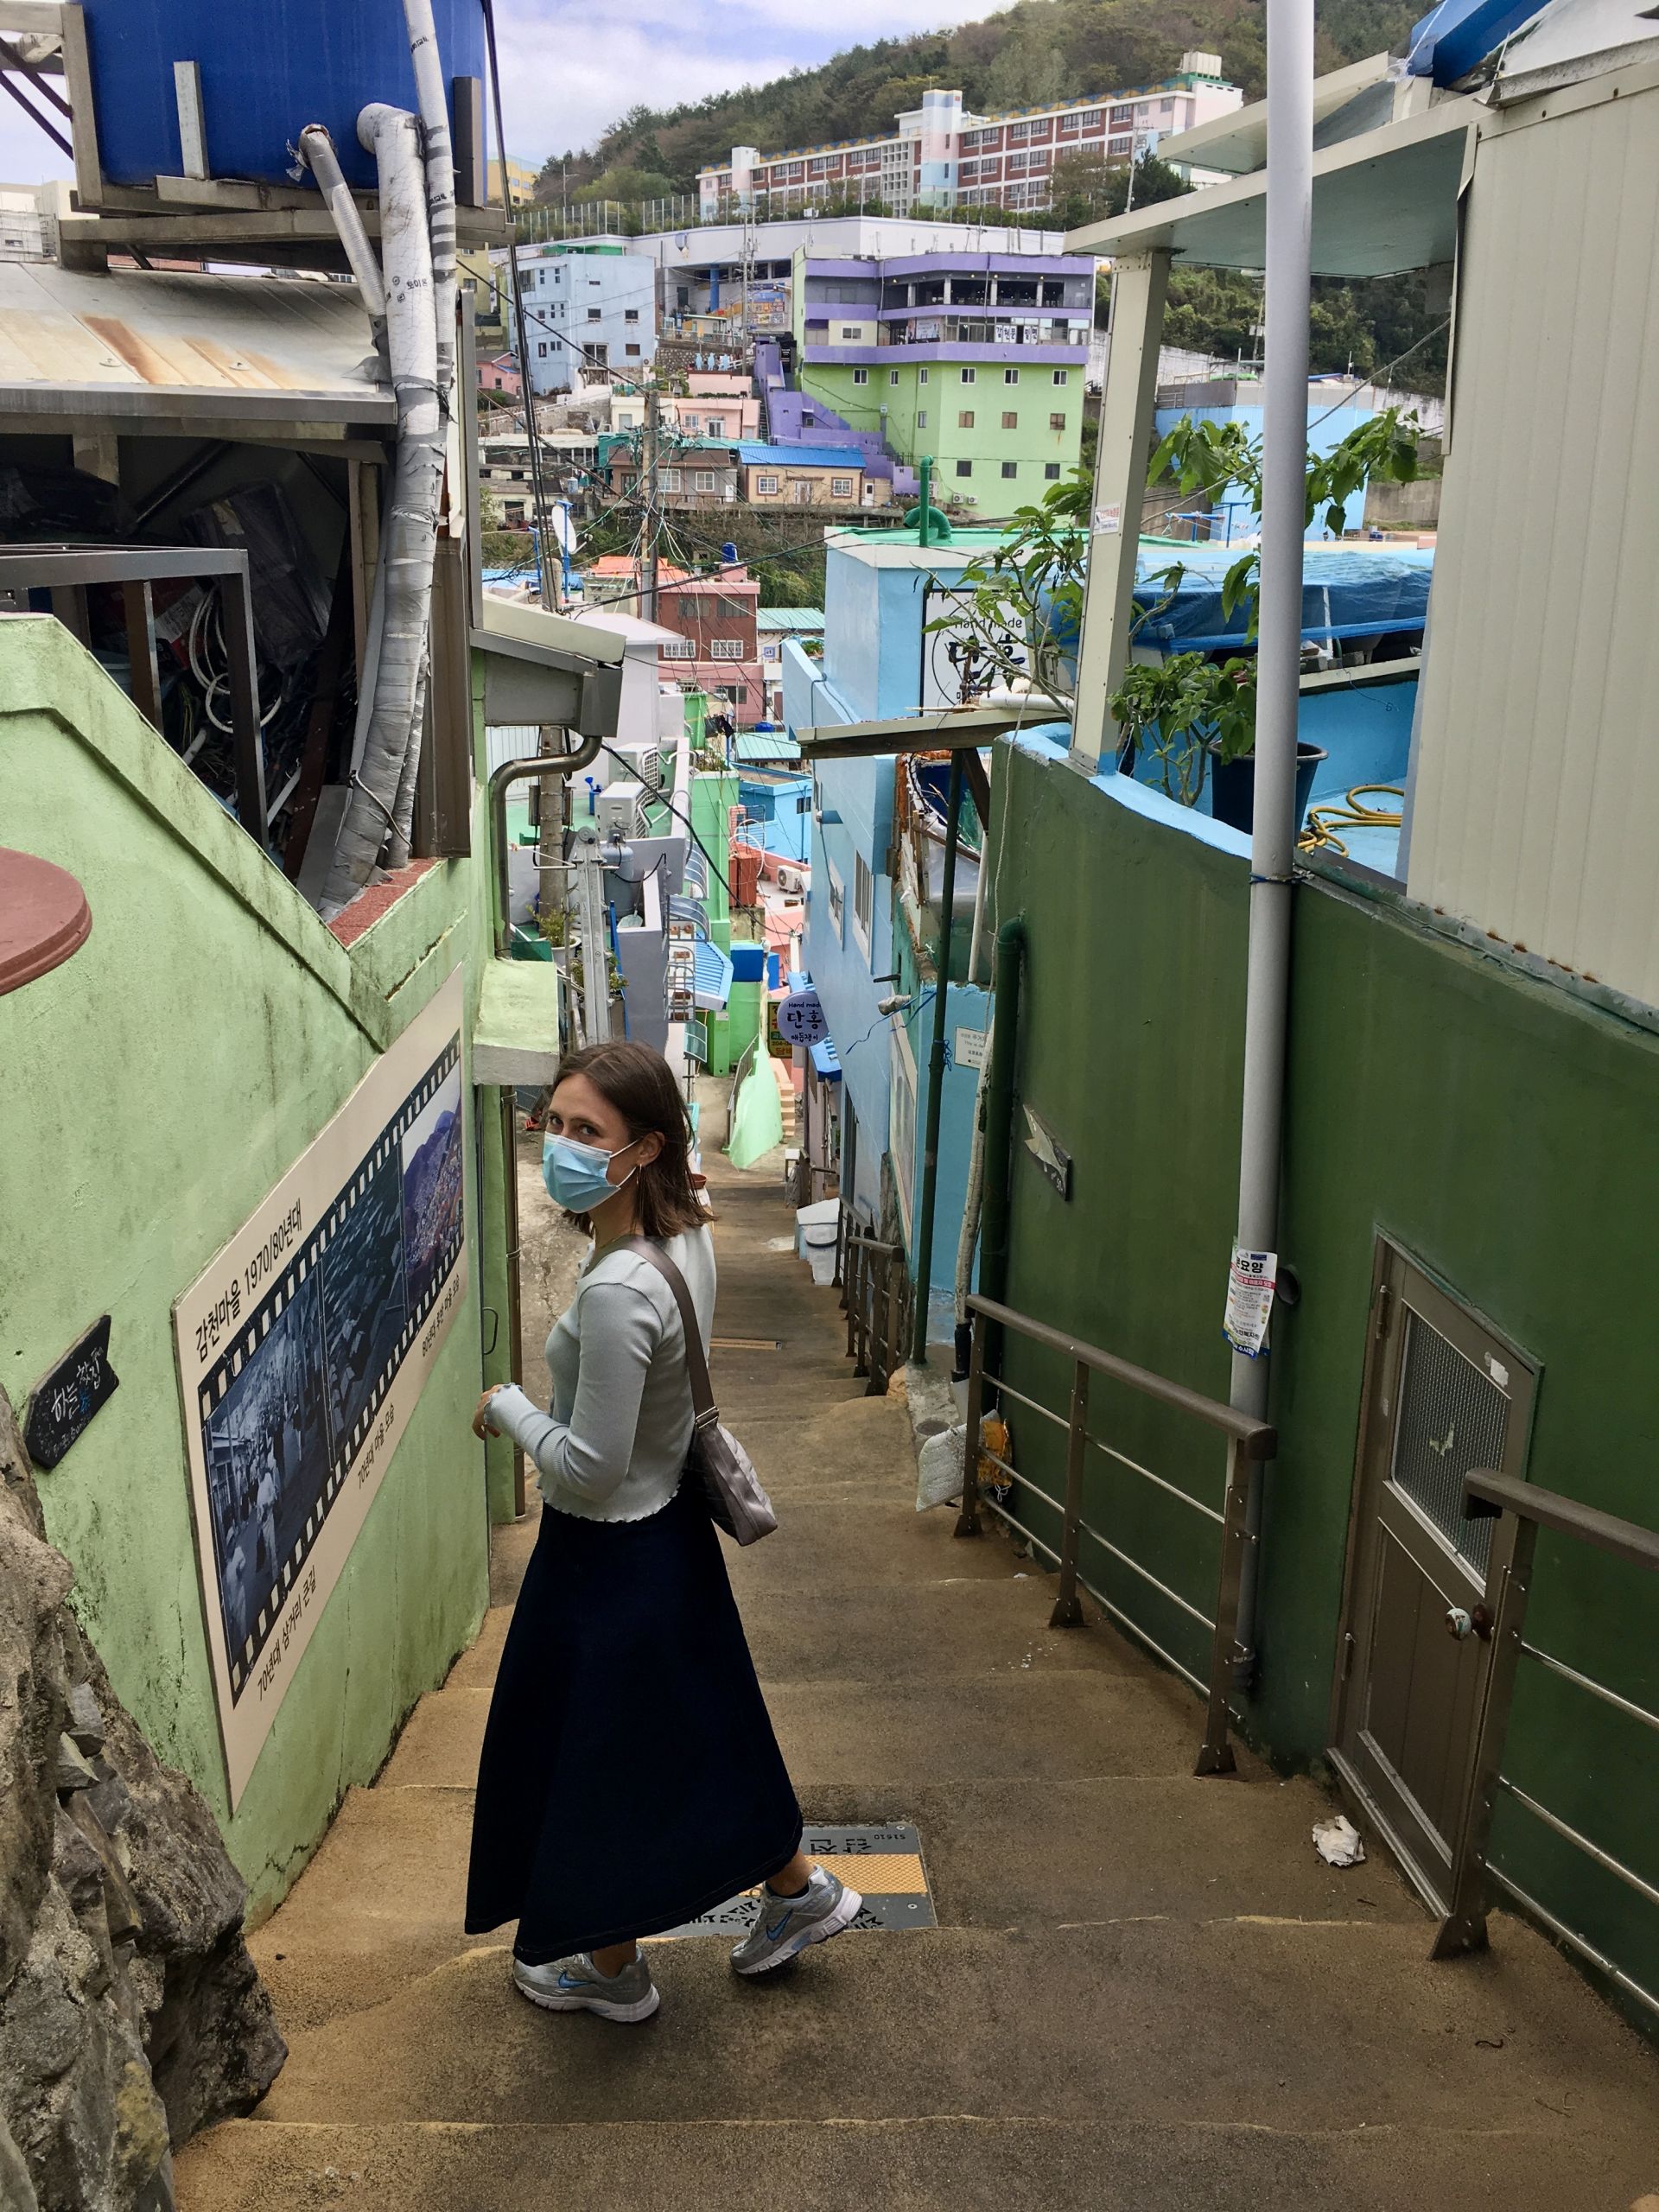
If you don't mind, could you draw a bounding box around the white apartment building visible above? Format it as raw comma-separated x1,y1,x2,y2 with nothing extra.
697,56,1243,219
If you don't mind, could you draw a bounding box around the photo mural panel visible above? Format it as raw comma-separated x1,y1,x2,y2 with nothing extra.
174,968,468,1808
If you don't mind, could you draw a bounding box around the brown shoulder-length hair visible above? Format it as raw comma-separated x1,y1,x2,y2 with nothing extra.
549,1040,709,1240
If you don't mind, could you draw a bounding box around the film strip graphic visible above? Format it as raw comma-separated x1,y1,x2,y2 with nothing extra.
198,1039,464,1702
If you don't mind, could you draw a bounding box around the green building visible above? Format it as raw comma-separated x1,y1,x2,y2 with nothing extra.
787,245,1093,511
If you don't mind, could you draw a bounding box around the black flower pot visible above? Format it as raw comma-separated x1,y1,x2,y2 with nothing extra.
1207,740,1328,836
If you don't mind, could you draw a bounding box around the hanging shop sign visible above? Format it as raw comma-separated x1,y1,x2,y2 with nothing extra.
777,988,829,1047
173,968,467,1808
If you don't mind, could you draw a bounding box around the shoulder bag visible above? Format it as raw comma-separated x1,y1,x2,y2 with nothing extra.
620,1237,779,1546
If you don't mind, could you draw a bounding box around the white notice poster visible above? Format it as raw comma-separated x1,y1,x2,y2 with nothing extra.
174,966,467,1808
1223,1246,1277,1358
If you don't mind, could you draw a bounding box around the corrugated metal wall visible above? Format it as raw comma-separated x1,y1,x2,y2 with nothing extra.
1407,77,1659,1007
484,725,543,779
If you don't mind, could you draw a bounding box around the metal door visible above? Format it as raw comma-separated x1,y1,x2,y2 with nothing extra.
1330,1243,1536,1909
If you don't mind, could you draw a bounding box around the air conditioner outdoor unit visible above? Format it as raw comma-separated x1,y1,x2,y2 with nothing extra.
775,863,807,894
595,780,643,842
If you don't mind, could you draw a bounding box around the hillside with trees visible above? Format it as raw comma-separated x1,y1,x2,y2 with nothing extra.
541,0,1421,204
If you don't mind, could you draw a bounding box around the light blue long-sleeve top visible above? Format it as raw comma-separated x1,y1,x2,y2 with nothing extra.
486,1225,716,1522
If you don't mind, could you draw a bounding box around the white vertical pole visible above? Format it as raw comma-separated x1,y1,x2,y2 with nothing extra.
1229,0,1313,1670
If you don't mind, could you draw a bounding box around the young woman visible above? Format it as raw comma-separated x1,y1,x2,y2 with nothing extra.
466,1039,859,2022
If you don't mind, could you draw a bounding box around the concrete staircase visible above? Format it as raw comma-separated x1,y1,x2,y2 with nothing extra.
175,1149,1658,2211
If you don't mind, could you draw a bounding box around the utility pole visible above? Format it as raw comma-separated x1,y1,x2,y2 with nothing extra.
640,381,660,624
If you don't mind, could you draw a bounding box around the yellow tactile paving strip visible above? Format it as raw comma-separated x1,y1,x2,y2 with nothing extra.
646,1824,935,1941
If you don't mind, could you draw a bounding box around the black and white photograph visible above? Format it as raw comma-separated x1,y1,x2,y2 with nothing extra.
401,1065,464,1313
202,1270,332,1668
320,1150,409,1449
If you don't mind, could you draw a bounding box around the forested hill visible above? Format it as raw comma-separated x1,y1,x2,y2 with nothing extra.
548,0,1421,200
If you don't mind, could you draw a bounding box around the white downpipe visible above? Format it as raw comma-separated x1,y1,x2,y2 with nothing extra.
1229,0,1313,1675
953,1014,992,1326
297,124,386,334
319,103,442,917
403,0,457,412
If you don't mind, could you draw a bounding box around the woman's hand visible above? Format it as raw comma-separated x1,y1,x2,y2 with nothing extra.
473,1386,508,1440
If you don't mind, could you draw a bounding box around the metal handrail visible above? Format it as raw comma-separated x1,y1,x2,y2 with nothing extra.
1433,1469,1659,2022
956,1294,1277,1777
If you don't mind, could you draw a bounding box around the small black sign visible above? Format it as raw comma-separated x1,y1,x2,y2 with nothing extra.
25,1317,118,1471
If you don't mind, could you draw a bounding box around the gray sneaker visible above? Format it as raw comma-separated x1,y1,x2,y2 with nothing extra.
512,1950,660,2022
730,1866,862,1976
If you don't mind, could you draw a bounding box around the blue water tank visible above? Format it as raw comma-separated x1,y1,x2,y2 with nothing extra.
82,0,486,193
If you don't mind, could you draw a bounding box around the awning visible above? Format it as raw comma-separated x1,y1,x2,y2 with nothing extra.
810,1037,842,1081
1068,99,1478,276
694,937,734,1010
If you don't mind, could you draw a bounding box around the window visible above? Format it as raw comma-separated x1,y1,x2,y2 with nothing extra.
841,325,862,340
1007,119,1031,141
825,855,845,944
1004,367,1020,385
754,472,780,494
1001,410,1018,429
958,410,975,428
830,475,854,499
1044,461,1061,480
660,639,694,659
587,308,601,321
1001,461,1017,480
714,594,748,618
889,1023,916,1234
537,341,548,357
661,467,682,490
1109,136,1132,158
917,410,928,427
1052,370,1069,387
918,367,929,384
1110,103,1134,124
889,368,900,385
706,416,726,435
709,638,744,659
625,308,639,323
853,368,868,385
959,367,976,387
694,469,717,492
1049,410,1066,431
955,460,972,477
625,343,641,358
852,850,873,952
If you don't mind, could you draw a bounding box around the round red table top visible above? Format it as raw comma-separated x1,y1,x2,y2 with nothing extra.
0,847,92,997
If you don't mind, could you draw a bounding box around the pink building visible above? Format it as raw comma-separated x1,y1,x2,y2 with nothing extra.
478,353,522,397
584,557,767,726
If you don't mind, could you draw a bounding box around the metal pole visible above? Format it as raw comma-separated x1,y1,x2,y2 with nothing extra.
1228,0,1313,1679
1050,1360,1090,1627
955,1308,985,1538
918,453,932,546
641,383,660,624
911,749,965,1362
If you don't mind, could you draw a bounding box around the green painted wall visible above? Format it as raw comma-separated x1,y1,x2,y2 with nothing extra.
802,359,1082,512
988,733,1659,2021
0,618,506,1915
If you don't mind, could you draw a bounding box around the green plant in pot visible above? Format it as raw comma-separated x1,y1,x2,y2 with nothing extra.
1109,408,1423,822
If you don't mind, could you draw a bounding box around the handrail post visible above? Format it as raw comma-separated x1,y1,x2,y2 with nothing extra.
1049,1359,1090,1627
955,1308,984,1538
1433,1522,1538,1958
1196,1437,1249,1776
852,1243,869,1377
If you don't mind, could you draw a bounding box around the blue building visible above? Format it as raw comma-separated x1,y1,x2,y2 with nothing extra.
783,524,995,1342
512,243,658,395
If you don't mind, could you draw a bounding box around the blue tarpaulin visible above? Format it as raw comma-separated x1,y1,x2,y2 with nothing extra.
693,938,734,1010
1133,543,1434,655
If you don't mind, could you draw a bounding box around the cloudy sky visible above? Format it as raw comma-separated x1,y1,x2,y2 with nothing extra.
0,0,995,186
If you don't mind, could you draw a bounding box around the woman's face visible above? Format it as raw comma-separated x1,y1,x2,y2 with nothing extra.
547,1073,661,1183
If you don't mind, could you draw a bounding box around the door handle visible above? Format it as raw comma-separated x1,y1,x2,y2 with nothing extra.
1445,1604,1493,1643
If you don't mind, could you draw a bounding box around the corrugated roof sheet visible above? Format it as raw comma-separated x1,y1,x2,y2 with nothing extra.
736,442,867,469
755,608,826,630
733,729,801,763
0,261,392,425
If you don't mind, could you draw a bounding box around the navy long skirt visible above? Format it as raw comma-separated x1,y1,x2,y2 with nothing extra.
464,1478,803,1963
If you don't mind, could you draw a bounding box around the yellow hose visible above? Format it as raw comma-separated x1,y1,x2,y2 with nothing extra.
1298,783,1404,858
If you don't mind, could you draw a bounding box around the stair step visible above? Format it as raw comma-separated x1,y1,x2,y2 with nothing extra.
245,1767,1425,2039
248,1916,1653,2136
376,1669,1204,1793
175,2111,1659,2212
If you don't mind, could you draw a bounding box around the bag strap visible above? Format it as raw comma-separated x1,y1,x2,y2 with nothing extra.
616,1236,720,1432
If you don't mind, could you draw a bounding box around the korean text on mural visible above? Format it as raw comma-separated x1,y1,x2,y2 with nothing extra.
47,1344,106,1429
255,1561,318,1701
190,1200,303,1366
356,1396,397,1489
420,1273,459,1360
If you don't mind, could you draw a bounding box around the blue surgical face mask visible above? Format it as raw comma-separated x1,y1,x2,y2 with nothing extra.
542,1132,637,1215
